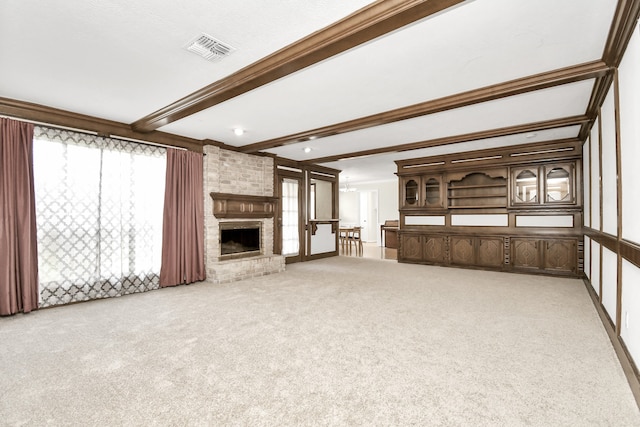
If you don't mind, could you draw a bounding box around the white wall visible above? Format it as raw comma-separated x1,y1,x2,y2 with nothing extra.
619,24,640,245
601,247,617,322
339,191,359,225
598,86,618,322
600,90,617,236
356,180,399,224
584,24,640,377
617,24,640,368
339,179,399,245
591,242,600,296
584,236,591,280
622,260,640,367
583,137,590,227
590,118,600,229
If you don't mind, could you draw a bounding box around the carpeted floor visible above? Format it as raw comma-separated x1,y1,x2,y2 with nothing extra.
1,257,639,426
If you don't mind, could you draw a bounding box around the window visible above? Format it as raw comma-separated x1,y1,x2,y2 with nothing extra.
33,127,166,307
281,178,300,256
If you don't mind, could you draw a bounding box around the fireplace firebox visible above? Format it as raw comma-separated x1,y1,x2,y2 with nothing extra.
220,221,262,260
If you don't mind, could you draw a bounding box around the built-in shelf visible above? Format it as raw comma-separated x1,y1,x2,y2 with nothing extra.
448,204,507,209
448,183,506,190
448,194,506,199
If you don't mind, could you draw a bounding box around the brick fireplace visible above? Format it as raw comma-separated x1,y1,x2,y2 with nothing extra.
203,145,285,283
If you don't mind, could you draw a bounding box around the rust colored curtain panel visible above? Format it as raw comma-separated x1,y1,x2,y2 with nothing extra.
160,149,206,287
0,118,39,315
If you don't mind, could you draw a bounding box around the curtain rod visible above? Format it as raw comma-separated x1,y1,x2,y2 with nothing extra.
0,114,187,151
1,114,99,135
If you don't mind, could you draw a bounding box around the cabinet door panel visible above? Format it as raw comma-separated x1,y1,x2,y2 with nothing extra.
402,177,421,208
424,175,445,209
450,237,474,265
512,238,541,269
544,164,576,205
477,237,504,267
424,236,447,263
543,239,577,273
511,167,539,206
401,235,422,261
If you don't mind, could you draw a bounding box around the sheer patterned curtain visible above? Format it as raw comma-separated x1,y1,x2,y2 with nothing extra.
0,118,39,315
281,178,300,256
33,127,166,307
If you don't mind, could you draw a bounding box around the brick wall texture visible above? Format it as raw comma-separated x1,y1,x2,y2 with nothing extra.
203,145,284,283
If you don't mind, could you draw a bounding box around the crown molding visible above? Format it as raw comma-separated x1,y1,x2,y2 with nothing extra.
0,97,203,152
602,0,640,67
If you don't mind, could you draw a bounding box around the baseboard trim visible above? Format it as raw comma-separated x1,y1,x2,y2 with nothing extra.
583,277,640,408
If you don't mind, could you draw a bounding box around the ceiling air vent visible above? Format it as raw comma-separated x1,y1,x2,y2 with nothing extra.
186,33,234,61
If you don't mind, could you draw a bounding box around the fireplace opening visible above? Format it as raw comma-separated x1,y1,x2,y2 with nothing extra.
220,222,261,260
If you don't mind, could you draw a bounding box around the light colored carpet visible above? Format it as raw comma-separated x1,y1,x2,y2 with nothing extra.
1,257,638,426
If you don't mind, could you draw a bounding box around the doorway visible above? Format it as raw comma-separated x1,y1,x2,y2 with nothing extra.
358,190,379,243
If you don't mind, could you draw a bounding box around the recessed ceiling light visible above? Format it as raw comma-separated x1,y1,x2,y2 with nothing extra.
303,147,312,153
308,136,317,140
233,128,244,136
525,132,537,139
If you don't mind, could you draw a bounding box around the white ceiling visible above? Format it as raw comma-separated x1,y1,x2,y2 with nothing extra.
0,0,620,184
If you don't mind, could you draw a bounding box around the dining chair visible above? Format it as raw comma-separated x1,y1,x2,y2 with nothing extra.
339,227,349,250
347,226,363,255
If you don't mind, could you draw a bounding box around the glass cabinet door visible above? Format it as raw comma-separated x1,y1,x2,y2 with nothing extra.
424,176,443,208
513,168,538,204
404,178,419,206
545,165,573,203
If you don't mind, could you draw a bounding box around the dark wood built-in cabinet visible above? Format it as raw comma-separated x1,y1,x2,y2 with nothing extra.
395,141,583,277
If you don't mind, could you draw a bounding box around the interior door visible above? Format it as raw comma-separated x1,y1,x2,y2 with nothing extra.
278,175,304,264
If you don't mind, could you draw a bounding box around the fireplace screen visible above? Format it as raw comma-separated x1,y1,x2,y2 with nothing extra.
220,222,261,258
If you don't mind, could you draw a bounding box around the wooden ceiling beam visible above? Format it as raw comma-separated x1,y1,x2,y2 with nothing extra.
130,0,466,133
306,115,589,164
241,61,609,154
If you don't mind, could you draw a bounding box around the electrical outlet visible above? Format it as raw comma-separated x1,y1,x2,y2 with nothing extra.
625,311,630,329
